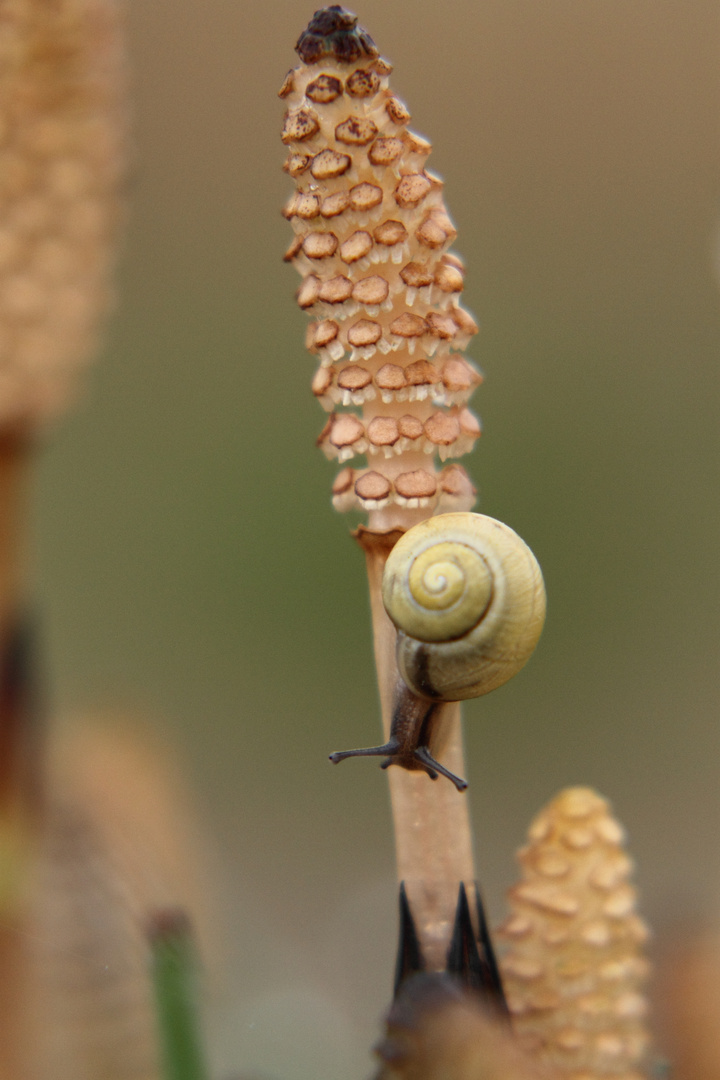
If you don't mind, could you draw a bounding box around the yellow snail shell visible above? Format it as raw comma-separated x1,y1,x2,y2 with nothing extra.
382,512,546,701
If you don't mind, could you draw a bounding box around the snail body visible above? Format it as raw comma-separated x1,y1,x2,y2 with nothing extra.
330,512,546,788
383,512,546,702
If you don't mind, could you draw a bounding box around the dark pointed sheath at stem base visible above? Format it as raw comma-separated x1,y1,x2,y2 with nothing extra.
395,881,508,1016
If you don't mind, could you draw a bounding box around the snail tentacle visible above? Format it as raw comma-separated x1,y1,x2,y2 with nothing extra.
411,746,467,792
329,740,400,766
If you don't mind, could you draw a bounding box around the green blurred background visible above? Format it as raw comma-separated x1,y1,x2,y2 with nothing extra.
33,1,719,1076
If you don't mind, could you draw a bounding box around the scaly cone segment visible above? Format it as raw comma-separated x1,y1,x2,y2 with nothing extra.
282,6,481,531
0,0,126,431
498,788,651,1080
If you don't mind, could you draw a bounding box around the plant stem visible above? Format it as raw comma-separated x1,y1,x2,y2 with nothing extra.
0,433,30,650
150,910,209,1080
356,526,477,971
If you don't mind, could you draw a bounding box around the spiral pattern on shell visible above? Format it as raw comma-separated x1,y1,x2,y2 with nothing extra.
382,512,546,701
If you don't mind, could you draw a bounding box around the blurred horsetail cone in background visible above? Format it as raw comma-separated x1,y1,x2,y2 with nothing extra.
498,788,651,1080
0,0,126,433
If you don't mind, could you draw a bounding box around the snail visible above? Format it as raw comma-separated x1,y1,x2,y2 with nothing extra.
330,513,546,790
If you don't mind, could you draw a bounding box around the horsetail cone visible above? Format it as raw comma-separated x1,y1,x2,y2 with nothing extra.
0,0,126,432
281,6,482,529
498,788,651,1080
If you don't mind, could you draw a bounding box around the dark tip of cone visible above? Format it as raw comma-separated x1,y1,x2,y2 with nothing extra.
296,6,378,64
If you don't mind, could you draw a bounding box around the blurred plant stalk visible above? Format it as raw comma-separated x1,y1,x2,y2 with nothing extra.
0,433,30,654
0,0,128,1075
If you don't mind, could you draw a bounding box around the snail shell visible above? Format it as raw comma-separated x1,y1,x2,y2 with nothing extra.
382,512,546,701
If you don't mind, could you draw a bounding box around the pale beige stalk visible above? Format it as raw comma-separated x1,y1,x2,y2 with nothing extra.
358,526,476,969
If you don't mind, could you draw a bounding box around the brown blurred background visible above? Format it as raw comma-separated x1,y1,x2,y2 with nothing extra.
31,1,720,1077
